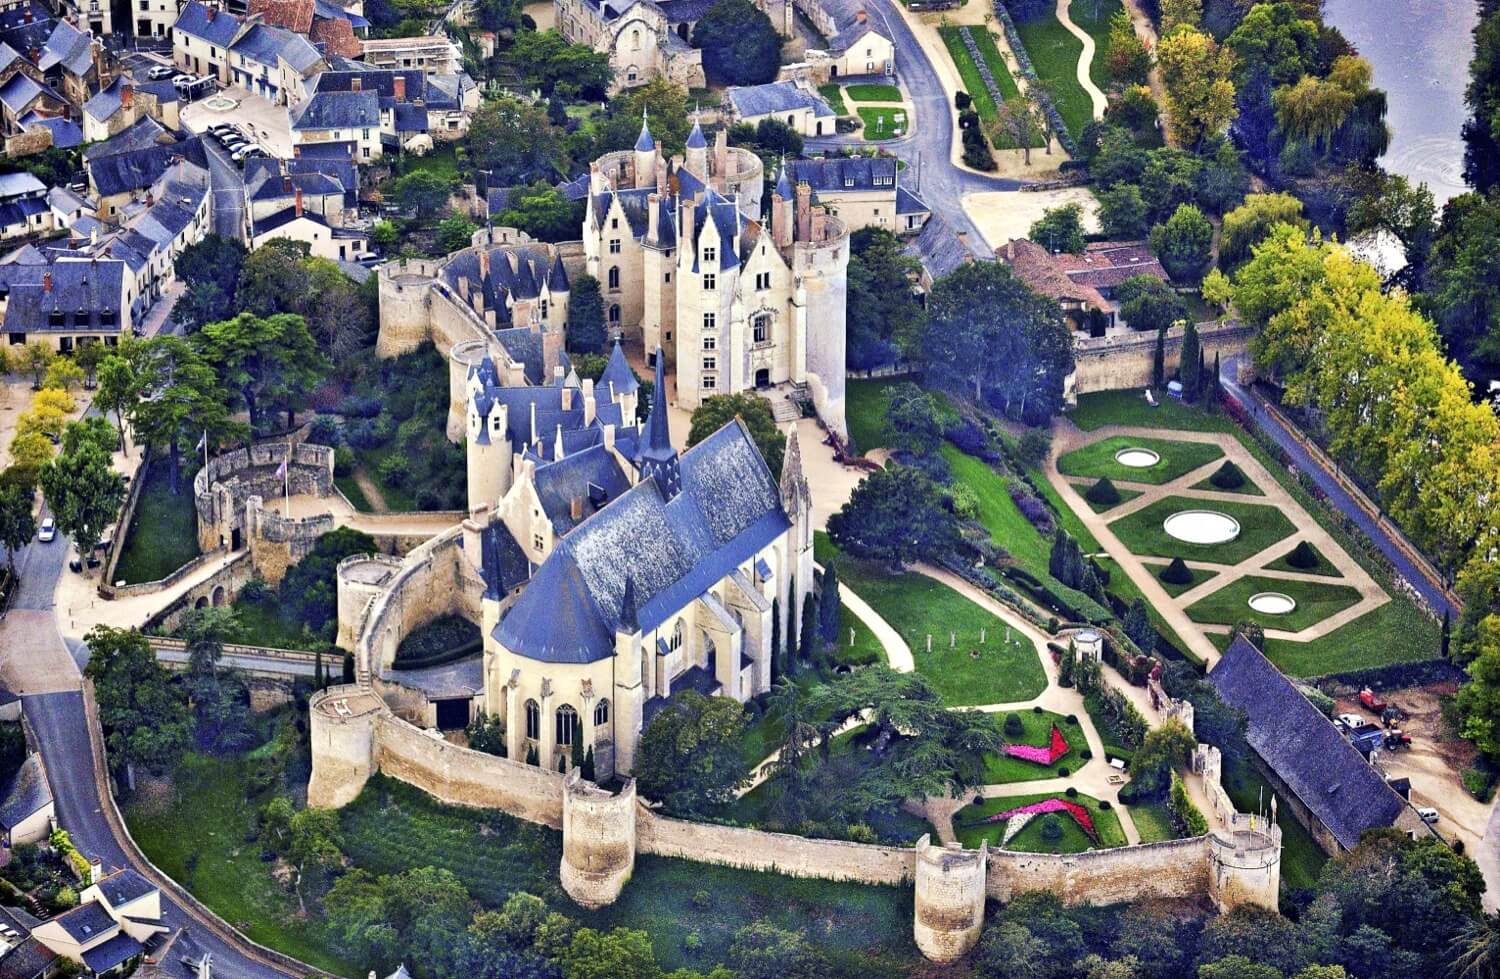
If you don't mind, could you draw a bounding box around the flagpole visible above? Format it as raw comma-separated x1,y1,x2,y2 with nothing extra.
284,448,291,515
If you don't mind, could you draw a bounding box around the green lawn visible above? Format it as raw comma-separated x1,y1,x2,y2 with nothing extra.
1107,495,1298,566
1264,541,1341,577
113,461,201,584
1025,461,1101,552
858,106,907,140
942,447,1109,621
1069,389,1441,675
846,83,902,102
1057,435,1225,485
818,83,849,115
1185,575,1364,633
817,536,1047,706
845,377,904,455
984,709,1085,783
396,142,458,181
1224,757,1327,889
940,26,999,126
1096,556,1198,664
334,474,373,512
1083,484,1143,512
223,596,327,651
954,792,1126,851
125,755,359,977
1151,562,1219,598
1011,9,1094,139
830,602,889,668
1128,799,1180,843
1066,0,1123,93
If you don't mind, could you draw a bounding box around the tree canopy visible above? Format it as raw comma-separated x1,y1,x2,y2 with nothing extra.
687,393,785,478
691,0,782,86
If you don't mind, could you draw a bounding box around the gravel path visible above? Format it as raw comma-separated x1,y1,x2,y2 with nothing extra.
1054,0,1109,121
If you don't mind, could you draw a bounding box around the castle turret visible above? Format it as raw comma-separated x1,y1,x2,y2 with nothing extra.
685,112,708,178
635,350,680,497
634,112,656,190
913,836,987,962
560,770,637,908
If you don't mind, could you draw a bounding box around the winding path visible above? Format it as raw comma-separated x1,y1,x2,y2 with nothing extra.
1055,0,1109,122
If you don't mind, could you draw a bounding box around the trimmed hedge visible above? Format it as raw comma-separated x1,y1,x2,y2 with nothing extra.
1086,476,1122,505
1209,460,1247,490
1286,540,1319,569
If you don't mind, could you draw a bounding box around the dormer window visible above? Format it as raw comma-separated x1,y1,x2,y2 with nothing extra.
844,177,854,187
100,310,116,327
49,310,64,328
702,245,715,263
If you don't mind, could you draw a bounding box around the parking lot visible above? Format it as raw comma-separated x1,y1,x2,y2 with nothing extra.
180,86,294,159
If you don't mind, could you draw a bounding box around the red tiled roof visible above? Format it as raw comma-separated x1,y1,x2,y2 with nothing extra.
248,0,313,32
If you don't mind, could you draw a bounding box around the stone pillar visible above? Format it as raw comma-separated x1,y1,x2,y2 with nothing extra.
913,836,987,963
505,673,525,762
559,770,637,908
539,678,557,770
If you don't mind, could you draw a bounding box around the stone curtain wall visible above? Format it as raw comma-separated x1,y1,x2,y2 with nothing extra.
1072,321,1252,395
988,837,1214,903
353,525,483,679
194,442,334,553
142,551,256,633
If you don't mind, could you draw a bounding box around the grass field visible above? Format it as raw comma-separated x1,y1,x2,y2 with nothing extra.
1057,435,1225,485
1108,495,1298,566
1096,556,1198,663
1026,461,1102,551
846,83,902,102
1185,575,1364,633
1264,541,1340,577
1066,0,1123,92
1010,8,1093,138
1128,799,1179,843
222,597,327,650
818,83,849,114
858,106,907,140
984,709,1085,783
940,26,999,126
125,755,359,977
941,447,1109,621
334,474,373,511
113,461,201,584
817,535,1047,706
845,378,903,455
1069,389,1441,675
954,791,1126,851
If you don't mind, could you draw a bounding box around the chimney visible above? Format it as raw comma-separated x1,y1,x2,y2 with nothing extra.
22,8,31,22
393,75,405,101
647,192,659,244
795,181,811,242
771,191,790,248
293,145,301,158
120,84,133,110
206,5,216,19
713,130,728,190
570,496,584,521
856,8,866,22
561,384,572,410
680,198,695,253
28,48,38,64
43,271,52,293
283,174,292,193
350,76,361,92
294,186,303,217
479,248,490,281
811,208,827,241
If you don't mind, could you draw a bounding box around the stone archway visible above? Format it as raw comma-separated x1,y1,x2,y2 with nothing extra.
211,585,226,607
194,596,209,609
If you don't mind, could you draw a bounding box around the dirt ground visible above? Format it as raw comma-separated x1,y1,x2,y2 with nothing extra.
1334,684,1492,854
963,185,1100,250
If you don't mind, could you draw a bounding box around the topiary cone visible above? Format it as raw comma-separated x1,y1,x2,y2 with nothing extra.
1160,557,1192,585
1286,540,1318,569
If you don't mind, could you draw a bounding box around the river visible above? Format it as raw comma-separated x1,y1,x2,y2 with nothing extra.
1323,0,1477,204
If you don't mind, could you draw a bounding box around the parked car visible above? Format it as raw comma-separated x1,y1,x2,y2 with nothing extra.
231,146,258,162
171,73,193,86
147,64,176,80
1336,713,1364,730
37,518,55,542
1418,807,1440,824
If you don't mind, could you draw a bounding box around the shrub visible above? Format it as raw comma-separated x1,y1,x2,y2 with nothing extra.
1086,477,1122,505
371,413,395,445
1017,427,1052,464
1048,616,1060,634
333,446,354,477
1065,786,1078,798
1286,540,1319,569
1463,767,1496,802
1040,814,1064,841
1010,482,1055,533
1057,766,1070,777
343,418,380,449
1160,557,1193,585
337,394,381,418
1099,799,1112,810
1032,705,1044,714
691,889,713,910
377,454,410,488
955,91,972,111
944,417,995,459
1066,714,1078,725
307,415,342,446
1004,712,1024,736
1080,748,1093,760
683,933,703,953
950,482,981,521
1209,460,1246,489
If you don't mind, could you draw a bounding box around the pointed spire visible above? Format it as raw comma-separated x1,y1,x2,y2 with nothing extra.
686,106,706,150
636,347,681,499
775,155,792,200
599,338,639,395
618,575,639,633
780,425,810,508
635,109,654,152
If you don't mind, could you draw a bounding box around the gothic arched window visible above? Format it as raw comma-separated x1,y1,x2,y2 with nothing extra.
556,704,579,746
525,699,540,741
594,698,610,727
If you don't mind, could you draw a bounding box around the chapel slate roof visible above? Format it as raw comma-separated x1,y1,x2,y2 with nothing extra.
481,520,531,599
533,442,632,533
1209,636,1411,850
0,755,48,830
728,81,836,119
494,417,788,664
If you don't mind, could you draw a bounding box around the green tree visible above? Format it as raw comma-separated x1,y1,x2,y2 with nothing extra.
1160,0,1200,33
1272,56,1373,152
369,220,398,251
21,342,53,390
40,440,124,564
1421,189,1500,381
195,312,327,431
468,96,568,186
729,921,827,979
1123,597,1154,650
591,79,693,158
1030,202,1087,254
826,465,959,568
180,606,249,751
128,336,240,493
692,0,782,85
1127,717,1196,800
1157,26,1237,148
61,417,117,457
74,342,107,390
1116,274,1187,333
1179,320,1203,399
83,626,192,775
1465,6,1500,191
687,393,785,477
508,29,612,98
95,355,135,453
393,170,454,223
1219,192,1307,269
1097,183,1150,240
437,214,479,253
1198,957,1286,979
922,260,1074,422
883,382,945,458
1106,9,1151,85
1224,2,1320,88
0,477,35,573
799,587,820,664
1151,203,1214,281
566,273,607,355
498,182,587,242
171,235,247,331
818,561,840,645
237,238,310,317
993,95,1048,166
562,927,661,979
633,690,750,815
846,227,925,369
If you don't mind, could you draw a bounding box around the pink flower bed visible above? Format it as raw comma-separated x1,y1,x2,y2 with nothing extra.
1003,724,1070,766
970,798,1098,841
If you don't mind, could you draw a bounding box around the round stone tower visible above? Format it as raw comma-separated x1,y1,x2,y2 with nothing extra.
307,685,381,809
376,258,441,359
448,338,489,443
913,835,988,962
335,554,403,651
1208,815,1282,913
559,771,637,909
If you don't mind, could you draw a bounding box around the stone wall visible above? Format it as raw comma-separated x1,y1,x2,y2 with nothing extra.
354,524,484,679
246,496,336,587
1072,321,1253,396
141,551,256,634
987,836,1214,904
194,442,334,554
914,837,986,962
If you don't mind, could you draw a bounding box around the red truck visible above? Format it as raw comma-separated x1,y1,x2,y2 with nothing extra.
1360,687,1388,713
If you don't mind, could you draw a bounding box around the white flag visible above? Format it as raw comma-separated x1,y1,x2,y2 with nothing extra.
274,456,288,481
195,430,207,452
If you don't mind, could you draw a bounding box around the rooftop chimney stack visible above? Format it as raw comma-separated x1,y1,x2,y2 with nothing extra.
43,271,52,293
120,84,133,109
393,75,405,100
283,174,292,193
351,76,362,91
294,186,303,217
647,192,660,244
794,181,812,242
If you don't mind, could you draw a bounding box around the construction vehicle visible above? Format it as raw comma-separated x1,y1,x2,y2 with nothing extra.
1383,729,1412,750
1360,687,1388,713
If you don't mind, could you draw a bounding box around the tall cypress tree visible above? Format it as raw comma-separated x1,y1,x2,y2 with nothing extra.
800,591,820,665
1180,321,1202,401
819,563,841,644
786,577,798,673
314,647,325,689
770,597,782,680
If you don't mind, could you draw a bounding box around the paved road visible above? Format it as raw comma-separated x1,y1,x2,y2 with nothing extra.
23,693,293,978
204,140,247,242
1220,354,1459,618
804,0,1021,254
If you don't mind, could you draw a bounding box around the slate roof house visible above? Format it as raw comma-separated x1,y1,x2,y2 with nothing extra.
0,752,52,847
0,172,51,242
0,253,132,349
785,156,929,235
1209,636,1431,854
21,869,166,978
725,80,837,137
294,68,478,157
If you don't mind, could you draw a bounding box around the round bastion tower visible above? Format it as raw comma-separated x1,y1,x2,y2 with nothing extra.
559,770,638,908
913,835,988,962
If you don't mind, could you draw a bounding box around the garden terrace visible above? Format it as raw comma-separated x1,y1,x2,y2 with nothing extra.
984,709,1084,783
1184,576,1364,633
954,791,1126,852
1058,436,1225,485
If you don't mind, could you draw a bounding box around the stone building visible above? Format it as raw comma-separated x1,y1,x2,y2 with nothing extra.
552,0,708,91
584,115,849,430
